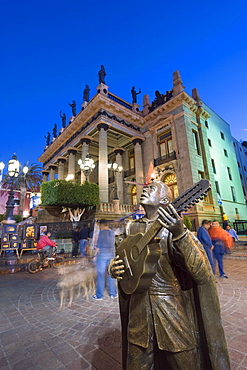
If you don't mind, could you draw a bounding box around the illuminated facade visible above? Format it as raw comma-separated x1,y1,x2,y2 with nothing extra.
38,70,247,228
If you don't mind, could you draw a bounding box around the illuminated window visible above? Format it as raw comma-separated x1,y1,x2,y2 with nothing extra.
164,173,178,200
131,185,137,205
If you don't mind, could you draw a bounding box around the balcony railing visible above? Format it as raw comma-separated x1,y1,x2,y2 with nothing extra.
124,168,135,178
154,151,176,167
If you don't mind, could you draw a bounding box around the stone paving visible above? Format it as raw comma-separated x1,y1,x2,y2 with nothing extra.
0,258,246,369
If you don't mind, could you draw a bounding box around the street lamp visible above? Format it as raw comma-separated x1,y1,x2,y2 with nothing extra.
78,153,95,181
2,155,29,223
108,161,123,200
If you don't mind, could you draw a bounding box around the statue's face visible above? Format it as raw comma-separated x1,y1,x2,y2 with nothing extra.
140,182,170,207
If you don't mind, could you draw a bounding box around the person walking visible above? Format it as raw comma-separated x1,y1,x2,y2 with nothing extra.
37,231,57,258
197,220,215,272
92,219,117,300
71,226,80,257
78,224,90,261
222,213,229,229
208,220,233,278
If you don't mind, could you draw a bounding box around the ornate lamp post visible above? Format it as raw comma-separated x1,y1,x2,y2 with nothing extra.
108,162,123,200
78,153,95,181
2,155,29,223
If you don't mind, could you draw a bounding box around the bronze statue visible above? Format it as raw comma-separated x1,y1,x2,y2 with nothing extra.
98,65,106,84
131,86,141,104
109,180,230,369
44,132,51,146
60,111,66,128
83,85,90,102
68,100,76,116
52,124,57,138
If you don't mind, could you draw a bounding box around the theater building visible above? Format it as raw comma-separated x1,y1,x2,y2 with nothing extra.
38,70,247,229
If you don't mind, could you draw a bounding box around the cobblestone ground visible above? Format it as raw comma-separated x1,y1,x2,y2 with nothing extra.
0,259,246,369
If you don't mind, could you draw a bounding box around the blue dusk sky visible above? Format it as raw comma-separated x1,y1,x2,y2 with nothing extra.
0,0,247,170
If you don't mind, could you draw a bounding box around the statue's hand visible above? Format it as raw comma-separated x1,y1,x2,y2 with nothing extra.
108,255,125,280
157,204,186,239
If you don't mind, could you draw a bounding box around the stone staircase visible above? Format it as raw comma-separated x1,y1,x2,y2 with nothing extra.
224,240,247,261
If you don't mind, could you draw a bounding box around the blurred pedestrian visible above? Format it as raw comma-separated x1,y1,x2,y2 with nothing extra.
92,219,117,300
225,224,239,243
71,226,80,257
222,213,229,229
78,224,90,262
208,221,233,278
197,220,214,272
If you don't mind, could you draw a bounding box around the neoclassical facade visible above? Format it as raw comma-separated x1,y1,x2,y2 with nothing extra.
38,70,247,228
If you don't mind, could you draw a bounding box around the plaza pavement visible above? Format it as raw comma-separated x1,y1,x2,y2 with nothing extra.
0,258,247,369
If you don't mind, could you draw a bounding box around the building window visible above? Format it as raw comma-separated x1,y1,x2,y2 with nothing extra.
192,130,200,155
128,149,135,170
158,130,173,158
243,186,246,196
208,139,212,147
238,162,240,167
240,147,242,152
198,171,204,180
224,149,228,157
231,186,237,202
227,167,232,180
205,121,209,128
233,142,236,147
240,174,243,180
235,208,240,220
211,159,216,174
244,166,246,171
220,131,225,140
215,181,220,196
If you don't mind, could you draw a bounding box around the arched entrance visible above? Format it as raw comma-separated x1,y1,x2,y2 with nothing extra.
164,173,178,200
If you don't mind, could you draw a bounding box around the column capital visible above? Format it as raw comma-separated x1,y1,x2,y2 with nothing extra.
131,137,145,146
97,123,109,132
113,147,125,156
57,157,66,164
49,165,57,170
80,136,93,145
67,148,78,155
42,170,50,175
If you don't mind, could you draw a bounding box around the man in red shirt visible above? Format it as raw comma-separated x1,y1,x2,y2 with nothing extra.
37,231,57,257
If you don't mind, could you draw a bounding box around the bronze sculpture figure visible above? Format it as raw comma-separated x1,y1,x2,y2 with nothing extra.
109,180,230,370
68,100,76,116
98,65,106,84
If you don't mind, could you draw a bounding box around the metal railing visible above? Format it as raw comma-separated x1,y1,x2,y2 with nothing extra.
154,151,176,167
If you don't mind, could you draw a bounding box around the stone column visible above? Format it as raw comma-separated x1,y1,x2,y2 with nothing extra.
57,158,66,180
80,137,92,183
49,165,57,181
114,148,125,204
132,138,145,202
42,170,49,182
67,149,77,179
97,123,109,203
